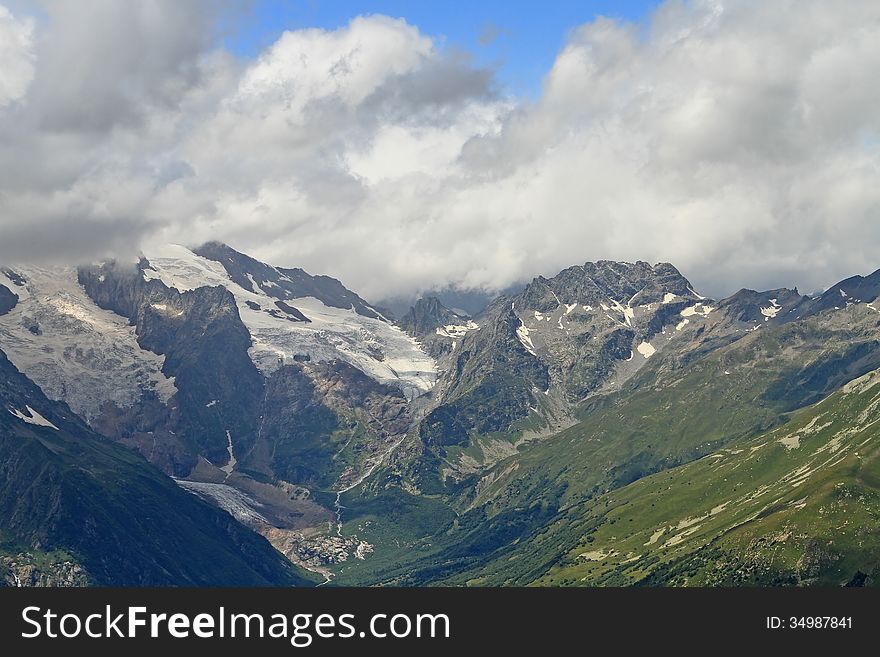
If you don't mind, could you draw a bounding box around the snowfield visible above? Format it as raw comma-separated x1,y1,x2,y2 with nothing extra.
143,245,437,399
0,266,177,422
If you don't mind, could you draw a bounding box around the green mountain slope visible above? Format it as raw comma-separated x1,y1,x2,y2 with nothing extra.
511,366,880,586
330,303,880,585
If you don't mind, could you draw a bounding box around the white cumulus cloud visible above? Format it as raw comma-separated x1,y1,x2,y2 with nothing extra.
0,4,34,107
1,0,880,303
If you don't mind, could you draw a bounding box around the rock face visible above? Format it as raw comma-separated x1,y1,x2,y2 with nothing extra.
0,282,16,316
139,243,437,398
400,297,467,336
518,261,695,313
0,265,177,426
399,296,477,358
407,260,707,480
76,260,263,474
1,553,90,587
3,244,440,582
320,263,880,588
249,359,411,490
419,303,550,448
406,261,878,486
62,245,438,577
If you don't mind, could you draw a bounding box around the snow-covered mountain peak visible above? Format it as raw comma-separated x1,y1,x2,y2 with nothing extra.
141,244,437,399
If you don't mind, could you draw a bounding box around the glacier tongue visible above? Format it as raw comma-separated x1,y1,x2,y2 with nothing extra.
0,266,177,422
143,244,437,399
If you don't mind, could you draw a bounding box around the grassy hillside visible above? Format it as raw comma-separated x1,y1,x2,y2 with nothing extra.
514,367,880,586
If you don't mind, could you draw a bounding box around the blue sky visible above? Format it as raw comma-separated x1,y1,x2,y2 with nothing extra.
224,0,659,96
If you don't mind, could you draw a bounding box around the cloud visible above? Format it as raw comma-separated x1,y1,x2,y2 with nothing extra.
28,0,219,132
0,4,34,107
1,1,880,301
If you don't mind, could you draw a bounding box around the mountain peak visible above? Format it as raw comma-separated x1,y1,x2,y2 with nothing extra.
399,296,466,337
521,259,700,313
715,287,806,324
808,267,880,314
192,241,382,319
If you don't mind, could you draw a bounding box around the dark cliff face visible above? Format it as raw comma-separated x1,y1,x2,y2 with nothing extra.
0,283,17,316
0,349,314,587
78,261,264,474
419,305,549,449
399,297,465,337
398,296,470,359
250,359,412,489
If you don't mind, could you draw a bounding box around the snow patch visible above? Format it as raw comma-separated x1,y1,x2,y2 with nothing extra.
675,516,702,531
220,430,236,477
636,341,656,358
608,298,635,327
435,320,479,339
801,414,832,435
580,549,617,561
516,319,537,356
662,292,678,304
8,405,58,430
680,303,714,318
150,302,184,317
687,286,706,300
645,527,667,546
245,273,262,293
760,298,781,321
663,525,701,548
